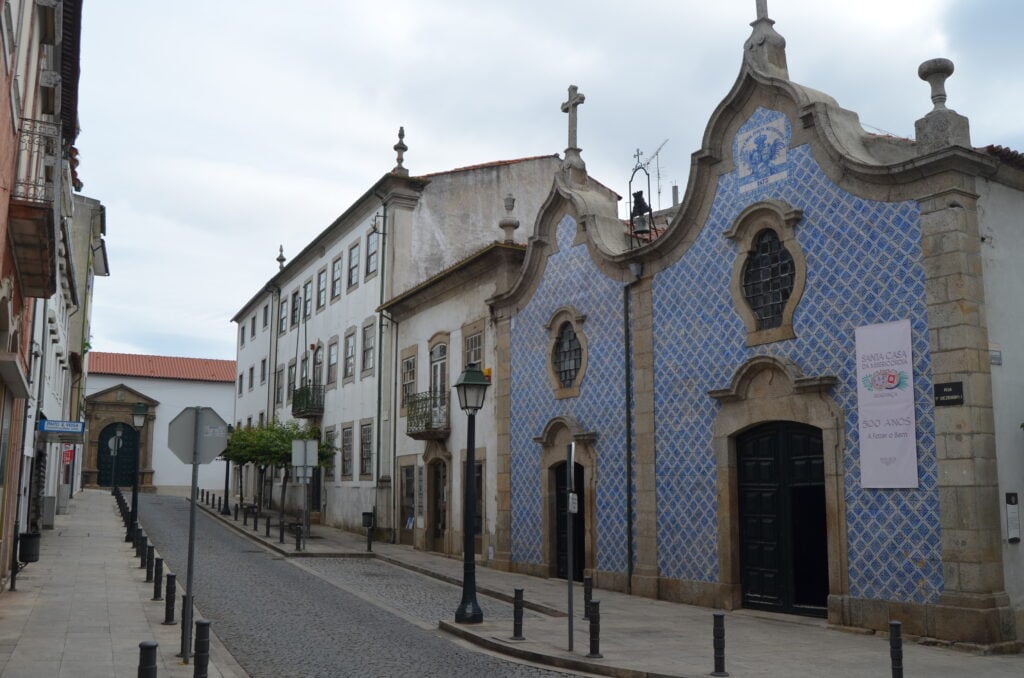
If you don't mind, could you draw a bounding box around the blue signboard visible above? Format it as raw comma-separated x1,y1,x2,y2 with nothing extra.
38,420,85,435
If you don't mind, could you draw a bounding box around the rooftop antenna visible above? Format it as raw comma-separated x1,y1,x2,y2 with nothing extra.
641,139,669,210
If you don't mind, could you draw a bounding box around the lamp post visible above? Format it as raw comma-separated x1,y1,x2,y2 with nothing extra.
126,402,148,542
221,426,233,515
110,425,123,495
453,362,489,624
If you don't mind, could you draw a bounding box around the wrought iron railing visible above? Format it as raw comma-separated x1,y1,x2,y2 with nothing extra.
406,391,449,438
291,383,325,417
12,119,58,205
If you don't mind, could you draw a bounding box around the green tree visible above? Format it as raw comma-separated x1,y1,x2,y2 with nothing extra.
222,420,331,519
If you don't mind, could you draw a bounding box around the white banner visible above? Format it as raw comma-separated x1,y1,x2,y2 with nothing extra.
855,319,918,488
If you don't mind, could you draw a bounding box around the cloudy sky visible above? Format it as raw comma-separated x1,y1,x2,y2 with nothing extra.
76,1,1023,361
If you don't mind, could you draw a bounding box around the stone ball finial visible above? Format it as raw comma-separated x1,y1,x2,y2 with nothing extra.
276,245,286,270
504,193,515,214
918,58,955,111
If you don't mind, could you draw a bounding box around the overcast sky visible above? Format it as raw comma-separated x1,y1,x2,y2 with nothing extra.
76,1,1023,361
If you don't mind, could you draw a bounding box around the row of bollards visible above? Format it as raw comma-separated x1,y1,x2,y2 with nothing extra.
507,585,906,677
113,492,214,677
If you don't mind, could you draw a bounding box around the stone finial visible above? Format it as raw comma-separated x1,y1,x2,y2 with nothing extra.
743,0,788,79
914,58,971,154
393,126,409,177
276,245,286,270
918,58,954,111
560,85,587,182
499,193,519,243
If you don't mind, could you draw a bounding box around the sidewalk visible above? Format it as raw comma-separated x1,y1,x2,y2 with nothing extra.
204,492,1023,678
0,489,247,678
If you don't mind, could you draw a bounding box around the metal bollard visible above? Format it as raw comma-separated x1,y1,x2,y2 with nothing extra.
279,518,285,544
242,508,248,527
586,600,603,659
194,619,211,678
145,545,155,582
890,621,903,678
265,516,271,537
162,573,177,625
234,503,239,521
138,641,158,678
153,558,164,600
217,496,222,512
511,588,525,640
253,511,259,533
139,535,148,568
294,525,302,551
583,575,593,620
711,612,729,677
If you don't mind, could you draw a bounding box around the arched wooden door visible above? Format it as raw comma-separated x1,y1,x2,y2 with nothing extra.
96,423,139,488
737,422,828,616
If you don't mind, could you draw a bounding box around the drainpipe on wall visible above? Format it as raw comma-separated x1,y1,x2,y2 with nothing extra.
623,262,643,595
372,200,389,540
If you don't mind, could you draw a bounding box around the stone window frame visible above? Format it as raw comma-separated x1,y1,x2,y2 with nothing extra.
279,298,288,334
360,317,376,379
262,303,269,328
316,267,328,311
461,318,486,371
330,256,344,300
326,336,340,388
342,326,357,384
545,306,588,400
286,360,296,404
365,227,379,282
302,279,313,319
260,358,267,384
340,423,354,480
347,241,361,292
274,366,284,405
427,332,450,400
724,200,806,347
359,418,374,480
400,345,417,416
290,290,301,327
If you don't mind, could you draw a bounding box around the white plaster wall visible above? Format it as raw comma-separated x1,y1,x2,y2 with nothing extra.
978,178,1024,613
268,208,383,530
233,292,276,429
392,275,501,554
394,157,563,296
85,375,234,493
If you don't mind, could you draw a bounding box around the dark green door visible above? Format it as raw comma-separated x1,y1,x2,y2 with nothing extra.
738,422,828,616
96,423,139,488
554,461,585,581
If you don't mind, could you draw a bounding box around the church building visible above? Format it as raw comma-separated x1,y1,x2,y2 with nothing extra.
491,5,1023,648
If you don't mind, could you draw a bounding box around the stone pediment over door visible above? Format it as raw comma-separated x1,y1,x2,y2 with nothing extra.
82,384,159,489
85,383,160,410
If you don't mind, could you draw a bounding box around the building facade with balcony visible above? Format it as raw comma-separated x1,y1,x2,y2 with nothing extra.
382,242,526,559
231,140,591,537
0,0,85,588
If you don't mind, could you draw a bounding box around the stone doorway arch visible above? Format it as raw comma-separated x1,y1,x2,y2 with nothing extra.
534,416,597,580
709,355,847,621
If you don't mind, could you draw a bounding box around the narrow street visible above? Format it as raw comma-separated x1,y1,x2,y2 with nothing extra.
139,495,579,678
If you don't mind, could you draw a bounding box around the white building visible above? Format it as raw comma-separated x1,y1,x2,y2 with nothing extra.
84,353,235,495
231,135,590,535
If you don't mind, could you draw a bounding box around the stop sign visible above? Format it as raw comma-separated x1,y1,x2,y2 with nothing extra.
167,407,229,465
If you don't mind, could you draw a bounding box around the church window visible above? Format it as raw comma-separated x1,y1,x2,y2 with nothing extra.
553,323,581,387
545,307,588,399
725,200,806,346
742,229,794,330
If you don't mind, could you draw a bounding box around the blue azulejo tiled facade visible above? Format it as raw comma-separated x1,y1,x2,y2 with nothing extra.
652,107,941,604
509,214,631,574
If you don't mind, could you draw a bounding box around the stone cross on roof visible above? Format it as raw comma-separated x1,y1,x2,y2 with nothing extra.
560,85,587,179
561,85,585,150
756,0,768,20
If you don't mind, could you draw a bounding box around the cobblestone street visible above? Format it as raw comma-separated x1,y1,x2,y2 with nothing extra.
139,496,579,678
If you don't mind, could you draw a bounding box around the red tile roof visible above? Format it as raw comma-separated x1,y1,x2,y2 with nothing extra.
983,144,1024,171
89,352,236,383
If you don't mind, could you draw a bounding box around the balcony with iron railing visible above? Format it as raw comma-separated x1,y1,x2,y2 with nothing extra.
9,118,60,297
406,391,450,440
291,383,325,418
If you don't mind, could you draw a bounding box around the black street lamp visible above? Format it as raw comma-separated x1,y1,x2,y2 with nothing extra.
221,425,234,515
453,362,489,624
126,402,148,542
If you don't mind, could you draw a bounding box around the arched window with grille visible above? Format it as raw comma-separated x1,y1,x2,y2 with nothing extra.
545,307,588,398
